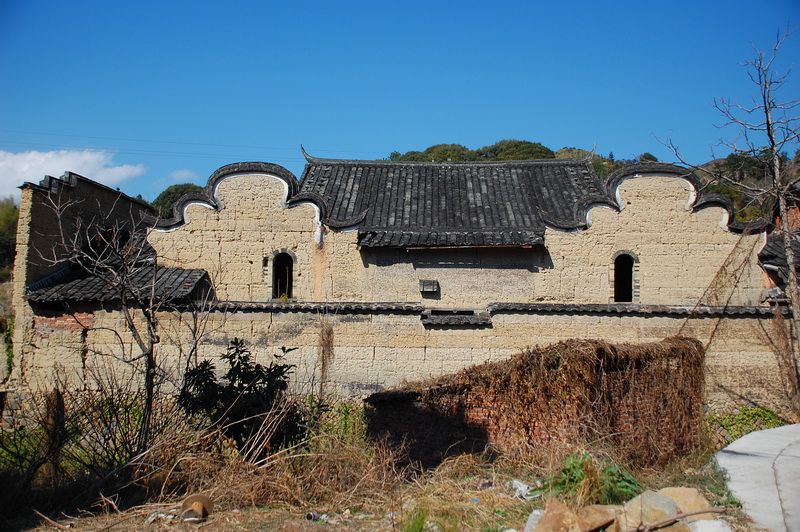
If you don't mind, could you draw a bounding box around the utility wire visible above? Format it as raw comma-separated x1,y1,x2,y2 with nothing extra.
0,128,386,156
0,140,310,162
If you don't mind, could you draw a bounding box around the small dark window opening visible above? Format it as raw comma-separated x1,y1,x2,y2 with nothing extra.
614,254,634,302
272,252,293,299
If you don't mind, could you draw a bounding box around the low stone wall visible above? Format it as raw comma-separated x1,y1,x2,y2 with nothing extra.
9,304,794,421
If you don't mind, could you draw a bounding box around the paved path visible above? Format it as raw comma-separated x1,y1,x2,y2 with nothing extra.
715,424,800,531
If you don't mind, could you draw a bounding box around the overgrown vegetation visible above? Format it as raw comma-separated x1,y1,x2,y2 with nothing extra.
372,337,706,467
707,405,787,446
0,336,762,530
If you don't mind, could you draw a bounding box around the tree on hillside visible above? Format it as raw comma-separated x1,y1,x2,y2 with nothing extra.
668,34,800,411
0,197,18,281
476,139,554,160
389,139,555,163
152,183,204,218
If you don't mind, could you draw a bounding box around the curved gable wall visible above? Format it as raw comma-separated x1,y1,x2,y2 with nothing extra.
148,167,768,307
544,175,765,306
149,172,321,302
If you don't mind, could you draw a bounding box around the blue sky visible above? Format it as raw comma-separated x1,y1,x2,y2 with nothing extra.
0,0,798,201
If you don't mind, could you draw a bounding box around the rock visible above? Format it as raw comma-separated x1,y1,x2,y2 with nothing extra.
577,504,621,531
523,509,544,532
534,499,583,532
510,478,533,499
181,494,213,522
658,487,716,522
687,520,733,532
617,490,690,532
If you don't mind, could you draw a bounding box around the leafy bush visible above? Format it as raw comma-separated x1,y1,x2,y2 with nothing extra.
532,452,640,505
178,338,302,449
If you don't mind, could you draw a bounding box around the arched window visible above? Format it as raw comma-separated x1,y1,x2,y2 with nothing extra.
614,253,635,303
272,252,293,299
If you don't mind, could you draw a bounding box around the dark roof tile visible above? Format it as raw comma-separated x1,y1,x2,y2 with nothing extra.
28,266,210,304
293,156,615,247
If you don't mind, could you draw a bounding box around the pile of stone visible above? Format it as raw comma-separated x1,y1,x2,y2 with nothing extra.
525,487,731,532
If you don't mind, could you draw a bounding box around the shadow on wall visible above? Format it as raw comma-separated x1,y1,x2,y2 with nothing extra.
364,391,489,468
360,246,554,272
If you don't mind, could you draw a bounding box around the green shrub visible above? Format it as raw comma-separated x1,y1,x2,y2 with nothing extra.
403,506,429,532
532,452,640,505
707,405,786,445
178,338,302,449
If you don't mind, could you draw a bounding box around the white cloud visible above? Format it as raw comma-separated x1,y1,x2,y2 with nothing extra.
0,149,146,201
166,169,199,182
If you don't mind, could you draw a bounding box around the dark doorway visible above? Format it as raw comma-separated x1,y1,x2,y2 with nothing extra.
272,252,293,299
614,254,634,302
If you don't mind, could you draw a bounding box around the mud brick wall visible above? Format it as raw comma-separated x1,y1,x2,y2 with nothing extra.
148,172,767,308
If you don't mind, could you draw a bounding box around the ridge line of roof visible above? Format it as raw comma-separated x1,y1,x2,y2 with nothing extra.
302,150,593,167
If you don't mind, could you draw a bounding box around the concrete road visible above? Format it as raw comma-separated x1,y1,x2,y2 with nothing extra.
716,424,800,531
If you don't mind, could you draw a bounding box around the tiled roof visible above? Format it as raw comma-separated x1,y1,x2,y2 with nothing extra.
294,154,614,247
27,266,210,304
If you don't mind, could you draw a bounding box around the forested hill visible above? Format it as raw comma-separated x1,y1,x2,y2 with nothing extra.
387,140,658,179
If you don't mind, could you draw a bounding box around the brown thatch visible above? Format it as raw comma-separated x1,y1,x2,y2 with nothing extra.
366,337,705,467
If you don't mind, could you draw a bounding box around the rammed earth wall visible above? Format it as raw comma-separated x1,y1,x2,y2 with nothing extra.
13,306,793,415
10,167,793,415
148,173,766,307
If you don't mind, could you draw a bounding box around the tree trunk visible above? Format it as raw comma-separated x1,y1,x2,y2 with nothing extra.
137,349,155,454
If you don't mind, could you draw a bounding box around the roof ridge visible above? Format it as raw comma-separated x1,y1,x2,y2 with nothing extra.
302,149,591,167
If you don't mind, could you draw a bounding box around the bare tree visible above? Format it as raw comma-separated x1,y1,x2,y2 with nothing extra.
667,32,800,409
32,186,214,453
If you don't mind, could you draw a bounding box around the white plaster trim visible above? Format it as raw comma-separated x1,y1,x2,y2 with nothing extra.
155,201,215,233
718,209,731,231
583,204,616,230
152,172,321,234
336,225,360,233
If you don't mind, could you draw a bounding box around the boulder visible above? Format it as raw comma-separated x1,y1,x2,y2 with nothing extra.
658,487,716,522
577,505,621,531
523,509,544,532
534,499,583,532
616,490,690,532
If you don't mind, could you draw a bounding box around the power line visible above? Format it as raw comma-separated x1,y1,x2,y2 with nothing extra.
0,140,310,162
0,128,387,156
